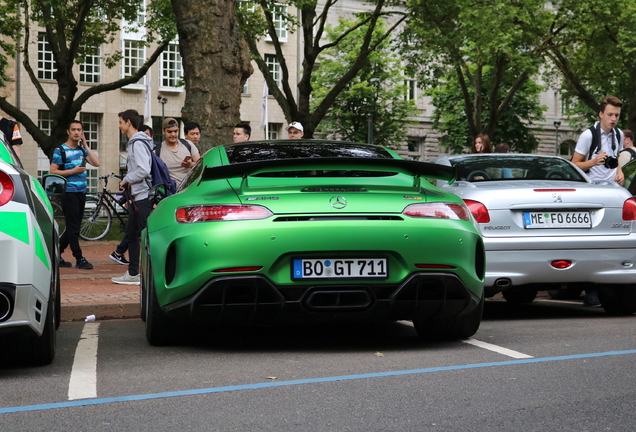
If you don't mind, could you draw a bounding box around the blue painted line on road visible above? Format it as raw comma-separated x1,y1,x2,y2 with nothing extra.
2,349,636,414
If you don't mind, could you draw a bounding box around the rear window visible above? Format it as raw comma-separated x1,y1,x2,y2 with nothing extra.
450,156,586,182
225,141,395,163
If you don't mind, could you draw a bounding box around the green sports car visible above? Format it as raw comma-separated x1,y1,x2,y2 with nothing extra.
141,140,485,345
0,133,65,365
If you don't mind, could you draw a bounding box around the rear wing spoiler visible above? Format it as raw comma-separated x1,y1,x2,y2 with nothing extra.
200,158,457,184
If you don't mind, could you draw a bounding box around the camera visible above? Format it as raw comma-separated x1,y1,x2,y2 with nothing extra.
604,156,618,169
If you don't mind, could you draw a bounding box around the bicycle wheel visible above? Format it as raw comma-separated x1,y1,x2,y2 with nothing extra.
80,196,112,241
50,199,66,237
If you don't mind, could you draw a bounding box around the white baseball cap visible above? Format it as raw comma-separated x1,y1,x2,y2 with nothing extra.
286,121,304,132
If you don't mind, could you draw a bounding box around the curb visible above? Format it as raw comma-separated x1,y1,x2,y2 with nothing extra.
61,303,140,322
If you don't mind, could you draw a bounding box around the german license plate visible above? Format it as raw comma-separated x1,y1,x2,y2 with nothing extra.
523,211,591,229
292,258,388,279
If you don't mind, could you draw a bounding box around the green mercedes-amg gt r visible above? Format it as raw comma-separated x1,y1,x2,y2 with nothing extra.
141,140,485,345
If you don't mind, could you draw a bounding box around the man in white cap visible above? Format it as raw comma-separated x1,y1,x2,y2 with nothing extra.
286,121,304,139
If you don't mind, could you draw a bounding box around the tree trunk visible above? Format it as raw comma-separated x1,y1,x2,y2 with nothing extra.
172,0,253,151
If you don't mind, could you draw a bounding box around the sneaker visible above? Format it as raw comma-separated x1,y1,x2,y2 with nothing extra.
112,271,140,285
109,251,129,265
59,258,72,268
584,290,601,308
75,257,94,270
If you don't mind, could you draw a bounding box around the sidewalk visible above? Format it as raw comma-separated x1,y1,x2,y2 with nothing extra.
60,240,140,322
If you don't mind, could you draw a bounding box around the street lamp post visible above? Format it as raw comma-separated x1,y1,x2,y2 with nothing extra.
553,120,561,156
158,95,167,141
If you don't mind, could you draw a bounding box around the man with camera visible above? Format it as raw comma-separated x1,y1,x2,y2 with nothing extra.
572,95,625,186
571,96,624,308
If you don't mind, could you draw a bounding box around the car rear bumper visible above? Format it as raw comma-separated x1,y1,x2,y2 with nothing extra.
0,284,47,337
485,247,636,289
161,272,482,326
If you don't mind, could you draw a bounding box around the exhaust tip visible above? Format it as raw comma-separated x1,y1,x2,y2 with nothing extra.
0,290,13,322
494,278,512,288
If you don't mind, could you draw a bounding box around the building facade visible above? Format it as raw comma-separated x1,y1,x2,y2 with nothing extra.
2,1,573,193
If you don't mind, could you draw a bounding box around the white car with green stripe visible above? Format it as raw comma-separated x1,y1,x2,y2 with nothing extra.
0,134,65,366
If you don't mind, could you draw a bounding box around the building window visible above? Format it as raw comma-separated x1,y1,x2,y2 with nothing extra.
37,111,54,174
560,140,575,157
38,111,53,135
80,47,101,84
80,113,100,151
160,43,183,89
242,79,249,95
405,79,417,101
265,54,281,94
38,33,56,80
122,40,145,85
407,140,420,152
265,4,287,42
268,123,280,140
135,0,146,23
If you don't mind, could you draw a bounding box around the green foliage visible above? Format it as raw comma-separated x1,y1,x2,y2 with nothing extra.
542,0,636,131
0,1,21,85
429,69,545,153
0,0,176,83
311,18,418,148
402,0,550,152
0,0,176,159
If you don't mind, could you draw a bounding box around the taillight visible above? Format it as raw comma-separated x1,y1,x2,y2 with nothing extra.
622,198,636,221
402,202,470,220
463,199,490,223
0,172,15,207
176,205,273,223
551,260,572,269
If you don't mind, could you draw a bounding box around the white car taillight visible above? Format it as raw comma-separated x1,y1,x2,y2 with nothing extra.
463,199,490,223
176,205,273,223
402,202,470,221
622,198,636,221
0,171,15,207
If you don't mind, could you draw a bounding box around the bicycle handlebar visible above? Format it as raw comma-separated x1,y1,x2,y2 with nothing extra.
99,173,122,180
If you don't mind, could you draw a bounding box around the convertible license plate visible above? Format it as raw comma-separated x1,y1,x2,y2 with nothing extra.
292,258,388,279
523,211,592,229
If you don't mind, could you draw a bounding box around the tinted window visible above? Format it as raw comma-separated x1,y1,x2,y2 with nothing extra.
450,156,586,182
179,157,204,190
225,141,394,163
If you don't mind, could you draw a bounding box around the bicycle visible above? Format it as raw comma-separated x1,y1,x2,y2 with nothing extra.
80,173,129,241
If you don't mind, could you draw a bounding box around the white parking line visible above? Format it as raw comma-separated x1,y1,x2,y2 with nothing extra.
68,323,100,400
398,321,533,359
462,338,533,359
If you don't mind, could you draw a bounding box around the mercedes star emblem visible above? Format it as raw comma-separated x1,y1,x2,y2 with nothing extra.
330,196,347,209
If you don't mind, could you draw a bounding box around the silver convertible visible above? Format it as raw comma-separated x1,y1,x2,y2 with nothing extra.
431,153,636,315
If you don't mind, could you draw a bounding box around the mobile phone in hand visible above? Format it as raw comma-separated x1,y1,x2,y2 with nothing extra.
183,156,193,163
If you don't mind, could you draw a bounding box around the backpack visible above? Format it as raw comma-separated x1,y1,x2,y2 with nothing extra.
58,144,88,169
586,125,622,161
134,140,177,196
619,147,636,162
154,138,192,157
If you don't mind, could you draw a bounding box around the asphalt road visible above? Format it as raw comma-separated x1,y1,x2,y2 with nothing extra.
1,297,636,431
